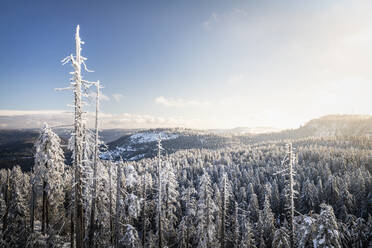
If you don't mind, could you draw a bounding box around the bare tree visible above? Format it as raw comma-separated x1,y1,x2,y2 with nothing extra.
275,143,296,248
60,25,96,248
88,81,102,247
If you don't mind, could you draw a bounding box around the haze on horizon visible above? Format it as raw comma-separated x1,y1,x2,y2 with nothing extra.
1,0,372,130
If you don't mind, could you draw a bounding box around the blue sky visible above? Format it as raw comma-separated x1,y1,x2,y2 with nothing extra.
1,0,372,129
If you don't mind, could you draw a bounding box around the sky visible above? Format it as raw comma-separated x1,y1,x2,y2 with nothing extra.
1,0,372,130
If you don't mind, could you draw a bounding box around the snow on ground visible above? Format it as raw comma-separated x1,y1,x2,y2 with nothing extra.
130,131,178,144
100,131,179,161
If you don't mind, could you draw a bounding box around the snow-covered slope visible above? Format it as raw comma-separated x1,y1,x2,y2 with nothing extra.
100,128,230,161
130,131,178,144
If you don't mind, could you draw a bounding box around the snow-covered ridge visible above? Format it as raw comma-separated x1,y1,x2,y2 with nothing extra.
130,131,178,144
100,131,179,161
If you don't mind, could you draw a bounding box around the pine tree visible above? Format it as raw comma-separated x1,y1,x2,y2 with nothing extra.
219,171,230,248
178,186,197,248
296,215,317,248
121,224,142,248
115,163,123,248
314,204,341,248
232,201,240,248
162,161,180,242
272,226,290,248
3,166,30,247
248,193,259,223
33,123,65,234
240,216,256,248
262,192,275,247
196,169,218,248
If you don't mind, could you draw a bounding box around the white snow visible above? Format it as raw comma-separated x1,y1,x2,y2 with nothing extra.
129,154,145,161
304,216,314,224
100,131,179,161
130,131,178,144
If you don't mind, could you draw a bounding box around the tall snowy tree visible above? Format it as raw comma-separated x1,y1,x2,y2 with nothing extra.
3,166,30,247
162,160,180,243
196,169,218,248
314,204,341,248
262,189,275,247
240,216,256,248
178,186,197,248
60,25,99,248
248,192,259,223
33,123,65,234
115,162,123,248
275,142,297,247
219,170,230,248
88,81,104,248
121,224,142,248
156,138,164,248
232,201,240,248
272,226,290,248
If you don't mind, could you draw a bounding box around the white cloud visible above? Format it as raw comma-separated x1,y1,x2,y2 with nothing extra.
0,110,205,129
112,94,124,102
87,92,110,101
155,96,210,107
203,12,219,30
0,110,68,116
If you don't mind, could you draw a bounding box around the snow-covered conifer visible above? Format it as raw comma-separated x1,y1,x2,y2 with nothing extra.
272,226,290,248
33,123,65,234
196,169,218,248
120,224,142,248
314,204,341,248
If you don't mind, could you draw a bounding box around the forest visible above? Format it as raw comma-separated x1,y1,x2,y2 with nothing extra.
0,26,371,248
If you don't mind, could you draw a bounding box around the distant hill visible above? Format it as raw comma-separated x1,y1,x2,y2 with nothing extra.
102,128,233,161
104,115,372,161
0,128,136,171
245,115,372,144
2,114,372,170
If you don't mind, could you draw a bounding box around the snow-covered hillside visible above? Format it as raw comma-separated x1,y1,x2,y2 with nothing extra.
130,131,178,144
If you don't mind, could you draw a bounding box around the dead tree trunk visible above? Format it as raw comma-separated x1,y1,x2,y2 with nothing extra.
72,25,85,248
88,81,100,248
